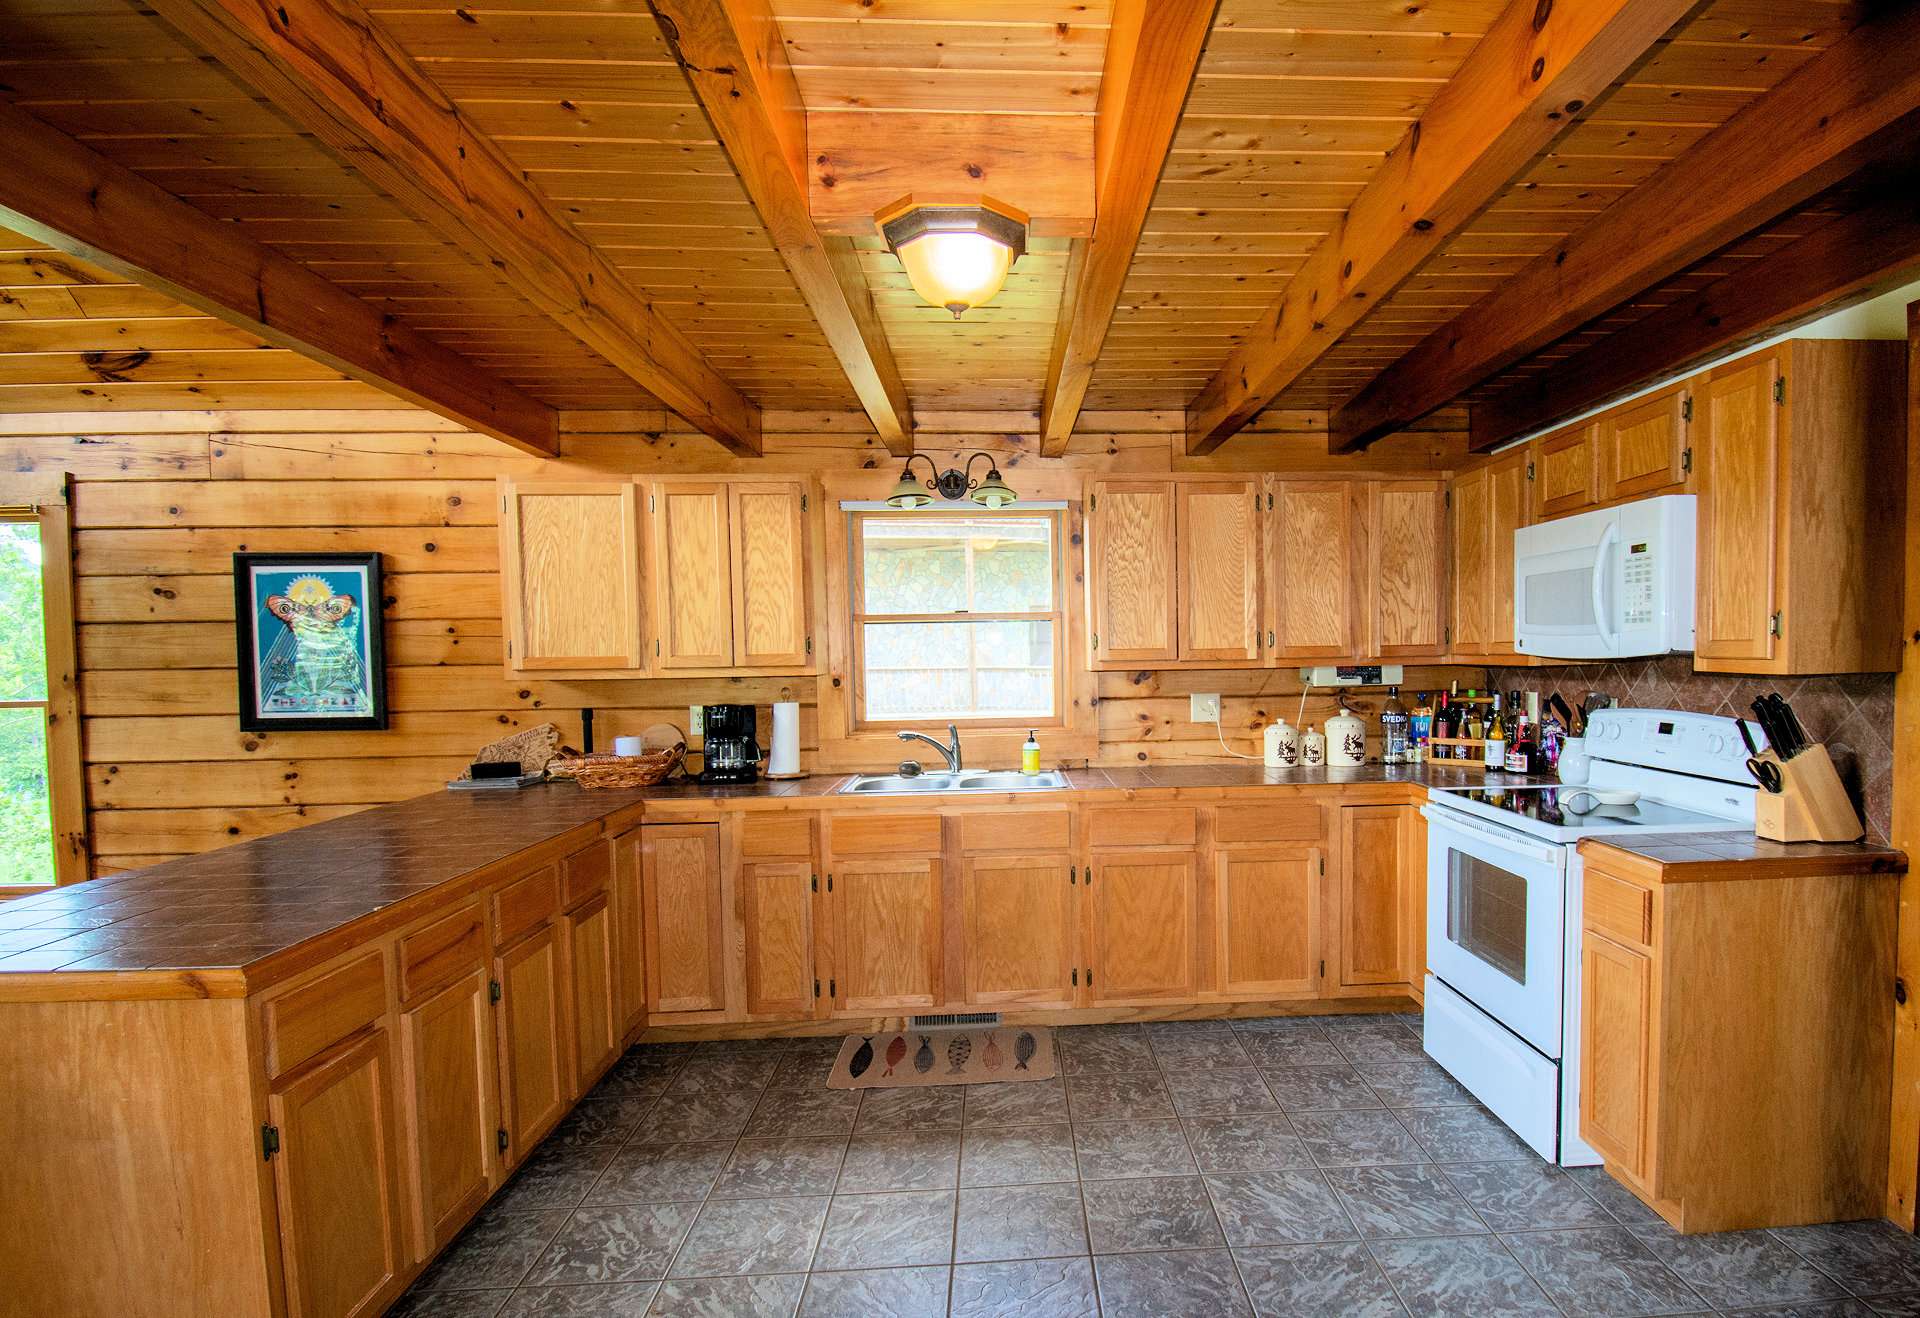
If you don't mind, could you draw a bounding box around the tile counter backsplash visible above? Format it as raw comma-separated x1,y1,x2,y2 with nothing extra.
1486,657,1895,842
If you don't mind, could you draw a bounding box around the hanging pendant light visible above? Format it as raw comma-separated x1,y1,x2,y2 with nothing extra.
877,196,1028,319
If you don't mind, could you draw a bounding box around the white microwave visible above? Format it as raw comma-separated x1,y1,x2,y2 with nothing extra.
1513,494,1695,659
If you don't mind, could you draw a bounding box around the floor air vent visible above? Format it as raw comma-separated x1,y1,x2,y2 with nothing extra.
910,1012,1001,1028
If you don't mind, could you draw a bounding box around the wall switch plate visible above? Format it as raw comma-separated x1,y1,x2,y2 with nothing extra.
1190,693,1221,722
688,705,704,737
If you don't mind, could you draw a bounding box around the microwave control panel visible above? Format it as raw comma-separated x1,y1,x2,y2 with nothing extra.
1622,541,1656,627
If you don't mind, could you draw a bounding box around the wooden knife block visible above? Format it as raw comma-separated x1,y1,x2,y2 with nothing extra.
1752,744,1864,843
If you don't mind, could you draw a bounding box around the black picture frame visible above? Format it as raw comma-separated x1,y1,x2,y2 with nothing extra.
232,552,389,732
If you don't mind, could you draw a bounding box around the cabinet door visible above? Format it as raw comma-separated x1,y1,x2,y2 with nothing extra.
962,855,1077,1009
731,480,811,669
650,481,735,668
1270,480,1362,659
1580,932,1653,1181
1485,448,1529,657
1176,479,1261,664
268,1029,406,1318
399,969,496,1261
832,858,942,1012
1216,846,1319,998
568,890,621,1085
1695,354,1780,664
1086,851,1196,1003
1366,481,1447,658
743,860,819,1019
611,827,646,1037
1337,806,1411,987
500,481,642,670
1448,466,1491,655
1603,385,1688,501
496,923,570,1160
1531,422,1602,520
1089,479,1178,665
641,823,729,1015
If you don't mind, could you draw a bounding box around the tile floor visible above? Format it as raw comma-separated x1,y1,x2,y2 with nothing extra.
392,1012,1920,1316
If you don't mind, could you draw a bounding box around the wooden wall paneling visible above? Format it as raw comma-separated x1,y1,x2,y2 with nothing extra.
1175,477,1261,664
499,481,643,671
728,479,811,670
1268,479,1362,660
648,481,736,669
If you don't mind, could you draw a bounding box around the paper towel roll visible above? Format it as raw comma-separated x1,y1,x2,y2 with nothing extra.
612,735,644,757
768,701,801,777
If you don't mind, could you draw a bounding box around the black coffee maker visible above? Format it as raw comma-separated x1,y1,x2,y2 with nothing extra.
697,704,761,784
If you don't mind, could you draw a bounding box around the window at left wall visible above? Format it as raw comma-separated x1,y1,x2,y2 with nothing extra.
0,520,54,885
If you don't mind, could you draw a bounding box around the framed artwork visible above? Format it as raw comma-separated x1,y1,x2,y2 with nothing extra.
233,552,388,731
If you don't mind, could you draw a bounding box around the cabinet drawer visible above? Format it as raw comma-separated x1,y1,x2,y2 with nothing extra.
494,864,562,947
398,900,487,1002
828,813,942,856
1585,871,1653,948
263,950,388,1079
1086,806,1196,848
957,810,1072,853
562,839,613,908
1214,802,1324,844
742,813,814,860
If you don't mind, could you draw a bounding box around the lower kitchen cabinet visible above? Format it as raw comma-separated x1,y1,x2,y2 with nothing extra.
960,855,1079,1008
742,859,821,1019
398,968,497,1261
267,1029,408,1318
831,857,943,1012
495,923,570,1161
1336,805,1418,990
641,823,730,1016
566,890,620,1085
610,826,647,1037
1580,929,1652,1179
1214,845,1320,997
1085,851,1197,1003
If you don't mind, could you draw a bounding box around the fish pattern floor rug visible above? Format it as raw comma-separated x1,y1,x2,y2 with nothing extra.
826,1027,1056,1089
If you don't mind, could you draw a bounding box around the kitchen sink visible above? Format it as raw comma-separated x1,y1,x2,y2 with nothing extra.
838,769,1070,795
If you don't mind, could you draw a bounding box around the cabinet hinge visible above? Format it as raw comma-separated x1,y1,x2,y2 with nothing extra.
830,977,836,998
805,635,813,656
497,1128,510,1154
1443,489,1451,510
1266,492,1274,510
1091,632,1099,651
499,494,508,513
1769,611,1782,637
1526,460,1535,482
1319,959,1326,978
1072,968,1079,987
649,492,656,513
1319,856,1325,876
1681,395,1694,423
1774,376,1786,405
800,493,808,511
1444,623,1451,646
1089,493,1097,511
1070,865,1077,885
260,1124,280,1161
1086,968,1093,987
1680,446,1692,475
489,978,502,1004
811,873,818,893
813,978,821,998
505,639,513,660
826,874,833,892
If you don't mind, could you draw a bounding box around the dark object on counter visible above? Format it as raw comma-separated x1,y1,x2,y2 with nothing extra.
581,706,595,754
470,760,523,780
1750,694,1809,760
699,703,762,783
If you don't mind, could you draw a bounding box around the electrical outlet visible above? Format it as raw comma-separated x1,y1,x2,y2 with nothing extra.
688,705,705,737
1190,693,1221,722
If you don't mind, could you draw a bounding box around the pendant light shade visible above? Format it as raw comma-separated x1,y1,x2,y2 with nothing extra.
885,469,934,509
877,196,1028,319
970,466,1016,509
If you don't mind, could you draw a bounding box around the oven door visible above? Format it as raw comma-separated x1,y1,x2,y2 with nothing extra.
1421,804,1567,1058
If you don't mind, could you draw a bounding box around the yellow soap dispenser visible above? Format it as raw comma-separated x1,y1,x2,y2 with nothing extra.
1022,730,1041,774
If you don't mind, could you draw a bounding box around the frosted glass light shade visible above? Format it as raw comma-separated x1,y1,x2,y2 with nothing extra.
877,196,1028,319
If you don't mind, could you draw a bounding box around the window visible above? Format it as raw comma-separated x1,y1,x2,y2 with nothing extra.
0,519,54,885
851,510,1063,726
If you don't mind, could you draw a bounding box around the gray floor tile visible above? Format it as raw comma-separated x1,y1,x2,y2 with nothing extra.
1239,1032,1349,1069
1291,1109,1428,1167
1869,1294,1920,1317
639,1088,761,1144
547,1095,656,1147
1633,1226,1849,1310
692,1038,790,1059
667,1055,779,1093
799,1265,948,1316
1565,1164,1668,1226
491,1142,620,1214
1186,1113,1316,1173
1094,1248,1253,1318
497,1282,659,1316
1082,1174,1224,1252
1444,1160,1615,1231
1263,1064,1383,1112
670,1197,830,1278
1717,1302,1876,1317
960,1122,1077,1186
1502,1226,1703,1315
766,1052,839,1091
962,1077,1069,1127
745,1088,860,1138
533,1203,698,1285
713,1138,848,1199
838,1130,961,1192
854,1085,965,1132
594,1047,689,1097
1231,1017,1332,1036
950,1257,1098,1317
645,1274,805,1317
1152,1031,1257,1070
416,1209,571,1291
1329,1163,1489,1239
1233,1241,1406,1318
1398,1106,1536,1163
955,1182,1089,1262
1064,1072,1176,1122
1072,1119,1196,1180
1773,1221,1920,1295
1207,1170,1355,1246
1057,1025,1157,1076
1168,1067,1281,1116
812,1190,956,1270
1359,1060,1477,1109
388,1291,511,1318
1368,1234,1560,1317
587,1142,731,1208
1332,1032,1427,1066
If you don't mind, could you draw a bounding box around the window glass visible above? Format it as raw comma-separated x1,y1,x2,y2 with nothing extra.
0,708,53,885
860,620,1054,721
0,524,47,702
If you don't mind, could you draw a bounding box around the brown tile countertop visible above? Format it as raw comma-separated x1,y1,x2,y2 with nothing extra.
1580,833,1907,883
0,760,1524,989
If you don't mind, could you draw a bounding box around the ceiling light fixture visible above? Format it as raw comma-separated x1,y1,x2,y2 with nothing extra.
885,453,1019,510
877,195,1028,319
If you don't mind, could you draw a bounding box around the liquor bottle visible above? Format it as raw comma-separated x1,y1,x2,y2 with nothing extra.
1435,690,1452,758
1381,686,1409,765
1483,694,1506,770
1409,693,1432,764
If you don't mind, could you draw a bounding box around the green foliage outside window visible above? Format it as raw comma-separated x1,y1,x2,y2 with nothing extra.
0,523,54,885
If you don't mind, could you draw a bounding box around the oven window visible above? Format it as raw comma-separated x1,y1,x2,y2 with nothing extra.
1446,852,1529,984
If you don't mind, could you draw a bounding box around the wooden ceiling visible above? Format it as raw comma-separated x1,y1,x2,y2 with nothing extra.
0,0,1913,456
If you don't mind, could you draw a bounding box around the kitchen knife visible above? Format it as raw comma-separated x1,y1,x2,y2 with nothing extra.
1762,693,1806,758
1549,693,1577,734
1777,697,1810,758
1736,718,1761,757
1750,697,1787,754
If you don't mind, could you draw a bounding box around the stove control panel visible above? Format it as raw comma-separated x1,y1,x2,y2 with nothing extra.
1586,707,1762,783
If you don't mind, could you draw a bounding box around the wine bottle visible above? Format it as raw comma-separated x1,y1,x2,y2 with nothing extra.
1483,694,1506,770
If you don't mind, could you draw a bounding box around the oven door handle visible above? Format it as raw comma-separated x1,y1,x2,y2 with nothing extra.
1420,805,1567,869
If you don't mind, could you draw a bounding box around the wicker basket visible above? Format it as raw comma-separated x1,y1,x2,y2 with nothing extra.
548,742,685,789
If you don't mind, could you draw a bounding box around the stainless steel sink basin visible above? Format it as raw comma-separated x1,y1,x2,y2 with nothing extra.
838,769,1070,795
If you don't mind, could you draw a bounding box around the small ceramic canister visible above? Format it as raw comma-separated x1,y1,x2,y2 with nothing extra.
1302,725,1326,766
1263,719,1299,767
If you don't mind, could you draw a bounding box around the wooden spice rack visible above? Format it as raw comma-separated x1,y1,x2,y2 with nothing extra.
1424,736,1490,771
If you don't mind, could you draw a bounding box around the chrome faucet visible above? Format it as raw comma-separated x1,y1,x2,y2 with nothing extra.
897,723,963,772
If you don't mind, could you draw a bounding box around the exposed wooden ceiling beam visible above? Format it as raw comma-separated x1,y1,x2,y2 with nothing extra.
145,0,761,456
1039,0,1218,458
650,0,914,457
1470,192,1920,451
1182,0,1698,457
1333,3,1920,456
0,100,558,455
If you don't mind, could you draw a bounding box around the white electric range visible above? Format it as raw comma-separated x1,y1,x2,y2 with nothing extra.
1420,707,1761,1165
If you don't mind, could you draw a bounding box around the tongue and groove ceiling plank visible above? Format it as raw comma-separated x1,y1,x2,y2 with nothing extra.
1181,0,1704,456
140,0,764,455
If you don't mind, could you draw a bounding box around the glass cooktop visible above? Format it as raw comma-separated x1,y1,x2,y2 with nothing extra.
1431,784,1749,838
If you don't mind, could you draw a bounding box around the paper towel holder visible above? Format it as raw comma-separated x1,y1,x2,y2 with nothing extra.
764,685,807,780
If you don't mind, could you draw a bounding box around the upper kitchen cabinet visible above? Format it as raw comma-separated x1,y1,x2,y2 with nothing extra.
648,480,735,669
1366,480,1449,660
1600,384,1690,503
498,481,644,672
1087,479,1180,665
1692,340,1904,674
1176,479,1263,664
1530,421,1604,521
1268,480,1364,660
1449,449,1529,660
